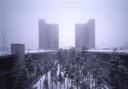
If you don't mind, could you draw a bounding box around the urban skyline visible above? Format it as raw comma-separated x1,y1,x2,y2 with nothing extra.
39,19,95,50
0,0,128,50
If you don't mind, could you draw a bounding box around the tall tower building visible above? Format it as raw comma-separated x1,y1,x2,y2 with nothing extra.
39,20,59,50
75,19,95,49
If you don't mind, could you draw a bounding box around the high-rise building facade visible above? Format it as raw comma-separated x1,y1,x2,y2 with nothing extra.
75,19,95,49
39,20,59,50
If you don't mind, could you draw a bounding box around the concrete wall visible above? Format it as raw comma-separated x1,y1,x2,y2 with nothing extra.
11,44,25,63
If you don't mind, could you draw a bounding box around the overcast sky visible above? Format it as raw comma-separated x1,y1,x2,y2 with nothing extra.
0,0,128,50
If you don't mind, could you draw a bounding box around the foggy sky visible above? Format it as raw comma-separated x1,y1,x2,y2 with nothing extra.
0,0,128,50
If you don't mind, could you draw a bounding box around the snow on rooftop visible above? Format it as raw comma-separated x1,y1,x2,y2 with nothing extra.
25,49,57,54
0,52,10,56
88,49,128,54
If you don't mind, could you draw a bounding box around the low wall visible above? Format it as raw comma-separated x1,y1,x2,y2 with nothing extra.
90,51,128,89
0,55,15,89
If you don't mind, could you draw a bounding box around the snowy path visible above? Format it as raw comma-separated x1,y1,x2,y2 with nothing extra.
33,65,109,89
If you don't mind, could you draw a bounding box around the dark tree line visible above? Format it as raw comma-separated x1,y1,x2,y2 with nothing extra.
109,52,128,89
45,48,105,89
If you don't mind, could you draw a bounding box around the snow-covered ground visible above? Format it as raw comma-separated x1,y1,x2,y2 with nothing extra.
33,71,73,89
33,64,109,89
33,72,109,89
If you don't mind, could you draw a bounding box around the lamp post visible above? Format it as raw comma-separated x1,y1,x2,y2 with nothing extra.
1,30,6,53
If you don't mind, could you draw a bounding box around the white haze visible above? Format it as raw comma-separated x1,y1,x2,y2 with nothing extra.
0,0,128,50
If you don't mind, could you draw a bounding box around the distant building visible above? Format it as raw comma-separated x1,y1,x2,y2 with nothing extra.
39,20,59,50
75,19,95,49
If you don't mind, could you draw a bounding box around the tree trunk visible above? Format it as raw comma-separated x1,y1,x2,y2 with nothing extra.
67,79,68,89
60,84,61,89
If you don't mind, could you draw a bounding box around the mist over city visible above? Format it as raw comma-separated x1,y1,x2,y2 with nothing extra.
0,0,128,50
0,0,128,89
